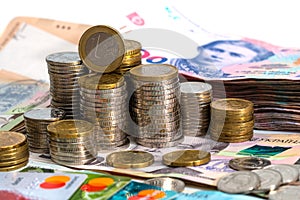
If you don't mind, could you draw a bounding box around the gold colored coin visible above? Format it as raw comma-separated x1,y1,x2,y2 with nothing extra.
0,160,28,172
129,64,178,81
106,150,154,168
124,39,142,55
0,131,27,151
211,98,253,112
78,73,124,90
78,25,125,73
47,119,94,138
162,150,211,167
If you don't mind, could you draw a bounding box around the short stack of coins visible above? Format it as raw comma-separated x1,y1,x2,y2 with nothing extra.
47,119,97,165
23,108,65,153
180,82,212,137
0,131,29,171
129,64,183,148
209,98,254,143
115,39,142,75
46,51,88,119
78,73,129,151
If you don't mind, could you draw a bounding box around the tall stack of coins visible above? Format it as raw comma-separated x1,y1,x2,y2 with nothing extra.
47,119,97,165
129,64,183,148
24,108,65,153
46,51,88,119
209,98,254,143
0,131,29,171
78,73,128,151
180,82,212,136
115,39,142,74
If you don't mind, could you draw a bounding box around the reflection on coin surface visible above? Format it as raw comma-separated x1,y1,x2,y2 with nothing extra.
144,177,185,192
78,25,125,73
229,156,271,171
0,131,27,150
269,185,300,200
24,108,65,121
211,98,253,112
252,168,282,192
264,164,299,184
217,171,260,194
162,150,210,167
106,150,154,168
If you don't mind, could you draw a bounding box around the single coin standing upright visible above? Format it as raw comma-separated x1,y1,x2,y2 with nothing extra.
24,108,65,153
128,64,183,148
78,25,125,73
180,82,212,137
46,51,88,119
209,98,254,143
78,73,129,151
0,131,29,171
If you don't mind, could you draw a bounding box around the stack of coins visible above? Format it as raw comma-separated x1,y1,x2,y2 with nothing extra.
24,108,65,153
78,73,128,151
0,131,29,171
46,51,88,119
47,119,97,165
115,39,142,74
209,98,254,143
129,64,183,148
180,82,212,137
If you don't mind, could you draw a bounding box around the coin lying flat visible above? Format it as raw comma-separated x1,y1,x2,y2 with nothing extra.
229,156,271,171
144,177,185,192
264,164,299,184
106,150,154,168
252,168,282,192
0,131,27,151
78,25,125,73
217,171,260,194
269,185,300,200
162,150,210,167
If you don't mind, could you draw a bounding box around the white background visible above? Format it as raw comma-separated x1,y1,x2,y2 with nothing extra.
1,0,300,48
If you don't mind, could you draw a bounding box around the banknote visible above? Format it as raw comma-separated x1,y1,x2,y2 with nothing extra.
29,132,300,187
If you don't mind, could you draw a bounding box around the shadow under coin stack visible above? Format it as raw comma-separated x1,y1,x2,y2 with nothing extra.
115,39,142,75
47,119,97,165
0,131,29,171
46,52,88,119
180,82,212,137
209,98,254,143
78,73,129,151
23,108,65,153
129,64,183,148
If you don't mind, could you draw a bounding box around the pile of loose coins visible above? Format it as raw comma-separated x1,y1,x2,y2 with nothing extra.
78,73,129,150
209,98,254,142
218,156,300,199
24,108,65,153
129,64,183,148
47,119,97,165
0,131,29,171
180,82,212,137
46,51,88,119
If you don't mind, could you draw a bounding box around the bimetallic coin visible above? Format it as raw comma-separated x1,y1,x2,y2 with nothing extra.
0,131,27,151
217,171,260,194
252,169,282,192
269,185,300,200
162,150,210,167
229,157,271,171
124,39,142,55
129,64,178,81
106,150,154,168
264,164,299,184
144,177,185,192
78,25,125,73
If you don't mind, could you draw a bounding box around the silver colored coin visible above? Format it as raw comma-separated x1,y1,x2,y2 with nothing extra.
252,168,282,192
46,52,81,65
229,156,271,170
217,171,260,194
269,185,300,200
180,82,212,94
144,177,185,192
24,108,65,121
264,164,299,184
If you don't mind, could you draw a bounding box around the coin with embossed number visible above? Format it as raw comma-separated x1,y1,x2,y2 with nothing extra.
229,156,271,171
78,25,125,73
106,150,154,168
217,171,260,194
144,177,185,192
